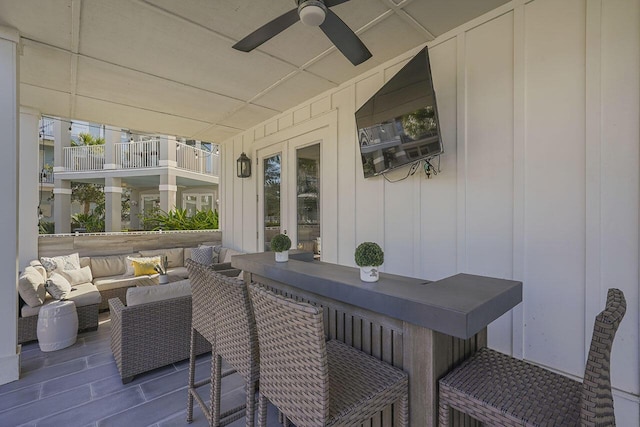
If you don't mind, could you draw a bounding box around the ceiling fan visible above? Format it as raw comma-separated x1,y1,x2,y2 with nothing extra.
232,0,372,66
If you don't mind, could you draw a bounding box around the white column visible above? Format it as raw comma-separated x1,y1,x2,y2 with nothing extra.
53,119,72,233
53,118,70,173
104,177,122,232
159,135,177,167
19,107,40,270
0,25,21,385
104,127,120,170
129,188,140,230
159,173,177,213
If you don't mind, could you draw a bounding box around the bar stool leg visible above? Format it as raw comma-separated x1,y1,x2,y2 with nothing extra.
242,380,255,427
211,353,221,427
257,393,268,427
398,394,409,427
438,400,450,427
187,328,197,423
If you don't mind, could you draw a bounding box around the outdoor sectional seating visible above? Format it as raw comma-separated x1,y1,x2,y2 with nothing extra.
109,264,242,383
17,245,243,345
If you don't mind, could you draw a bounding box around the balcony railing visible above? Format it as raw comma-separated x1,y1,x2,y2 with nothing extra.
115,139,160,169
176,143,219,176
63,145,105,171
62,140,219,176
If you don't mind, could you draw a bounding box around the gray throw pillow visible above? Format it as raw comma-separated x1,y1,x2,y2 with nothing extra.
46,272,72,300
191,246,214,265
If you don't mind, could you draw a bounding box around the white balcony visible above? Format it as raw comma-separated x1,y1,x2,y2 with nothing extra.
62,140,219,176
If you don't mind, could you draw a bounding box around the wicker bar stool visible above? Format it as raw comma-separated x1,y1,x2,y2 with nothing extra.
249,283,409,427
185,259,256,427
439,288,626,427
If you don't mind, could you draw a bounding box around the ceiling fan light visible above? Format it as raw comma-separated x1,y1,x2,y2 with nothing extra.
299,1,326,27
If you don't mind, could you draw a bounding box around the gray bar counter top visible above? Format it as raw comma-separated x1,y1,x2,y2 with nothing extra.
232,251,522,340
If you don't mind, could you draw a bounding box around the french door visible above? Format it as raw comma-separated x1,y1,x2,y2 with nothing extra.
257,136,322,259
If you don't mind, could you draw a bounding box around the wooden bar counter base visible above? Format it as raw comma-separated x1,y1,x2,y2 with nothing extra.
232,251,522,427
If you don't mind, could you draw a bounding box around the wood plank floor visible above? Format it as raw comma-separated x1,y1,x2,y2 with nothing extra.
0,314,281,427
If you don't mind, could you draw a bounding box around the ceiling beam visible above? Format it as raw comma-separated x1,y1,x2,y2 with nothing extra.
69,0,81,118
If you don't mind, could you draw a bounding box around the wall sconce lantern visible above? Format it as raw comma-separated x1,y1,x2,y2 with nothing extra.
237,152,251,178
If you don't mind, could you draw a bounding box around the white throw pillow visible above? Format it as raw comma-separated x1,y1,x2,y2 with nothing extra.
40,253,81,273
46,272,72,300
60,266,93,286
18,266,47,307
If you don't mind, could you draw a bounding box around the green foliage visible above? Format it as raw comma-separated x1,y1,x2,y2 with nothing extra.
400,107,437,140
270,233,291,252
354,242,384,267
38,221,55,234
142,208,219,231
73,132,105,146
72,212,105,233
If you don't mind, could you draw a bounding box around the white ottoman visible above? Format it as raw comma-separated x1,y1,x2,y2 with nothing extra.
37,300,78,352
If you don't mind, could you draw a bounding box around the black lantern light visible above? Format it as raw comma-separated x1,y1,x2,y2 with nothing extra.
237,152,251,178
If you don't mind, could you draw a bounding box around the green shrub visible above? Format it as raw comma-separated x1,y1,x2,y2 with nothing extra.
354,242,384,267
270,234,291,252
142,208,219,231
38,221,55,234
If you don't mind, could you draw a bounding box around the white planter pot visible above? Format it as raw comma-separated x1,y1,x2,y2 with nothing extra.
275,250,289,262
360,266,379,282
158,274,169,284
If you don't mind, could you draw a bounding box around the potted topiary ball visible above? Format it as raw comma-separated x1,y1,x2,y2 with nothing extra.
354,242,384,282
271,233,292,262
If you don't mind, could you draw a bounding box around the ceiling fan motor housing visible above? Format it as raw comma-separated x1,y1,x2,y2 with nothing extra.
297,0,327,27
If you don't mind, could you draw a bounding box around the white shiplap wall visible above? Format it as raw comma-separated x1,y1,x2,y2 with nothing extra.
221,0,639,423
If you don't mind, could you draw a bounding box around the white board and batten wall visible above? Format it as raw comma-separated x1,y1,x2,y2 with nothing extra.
221,0,639,423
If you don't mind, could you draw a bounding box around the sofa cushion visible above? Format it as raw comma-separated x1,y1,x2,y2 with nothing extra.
18,266,47,307
126,280,191,306
45,272,72,300
21,283,101,317
40,253,81,273
79,257,91,269
60,266,93,286
139,248,184,268
166,266,188,280
222,248,243,263
93,274,152,292
91,255,129,278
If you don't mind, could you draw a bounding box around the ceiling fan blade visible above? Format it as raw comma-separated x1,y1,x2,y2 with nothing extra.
319,9,372,66
324,0,351,7
232,8,300,52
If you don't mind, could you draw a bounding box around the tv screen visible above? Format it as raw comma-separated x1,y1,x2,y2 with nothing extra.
355,47,443,178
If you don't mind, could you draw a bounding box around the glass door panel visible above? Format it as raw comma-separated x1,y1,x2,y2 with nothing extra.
263,154,281,251
296,144,320,257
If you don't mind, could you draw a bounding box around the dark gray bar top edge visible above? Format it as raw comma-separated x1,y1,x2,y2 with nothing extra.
232,252,522,340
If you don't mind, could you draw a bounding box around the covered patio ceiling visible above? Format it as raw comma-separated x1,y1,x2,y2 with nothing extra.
1,0,508,142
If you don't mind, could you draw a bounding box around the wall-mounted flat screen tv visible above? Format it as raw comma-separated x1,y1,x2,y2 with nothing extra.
355,47,443,178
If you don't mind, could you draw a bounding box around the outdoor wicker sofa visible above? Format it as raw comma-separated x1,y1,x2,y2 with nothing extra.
109,265,242,384
109,291,210,384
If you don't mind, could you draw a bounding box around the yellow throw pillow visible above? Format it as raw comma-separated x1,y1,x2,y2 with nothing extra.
132,260,159,276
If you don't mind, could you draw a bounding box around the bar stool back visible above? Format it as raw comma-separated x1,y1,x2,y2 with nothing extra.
249,283,409,427
186,259,256,426
438,288,627,426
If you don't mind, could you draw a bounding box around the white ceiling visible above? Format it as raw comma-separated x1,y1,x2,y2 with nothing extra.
0,0,509,142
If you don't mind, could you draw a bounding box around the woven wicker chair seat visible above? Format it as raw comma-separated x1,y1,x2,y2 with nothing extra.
325,339,408,425
250,283,408,427
439,288,626,427
439,347,582,426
